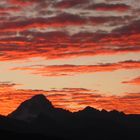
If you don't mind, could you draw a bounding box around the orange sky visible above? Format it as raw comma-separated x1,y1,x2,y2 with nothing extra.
0,0,140,115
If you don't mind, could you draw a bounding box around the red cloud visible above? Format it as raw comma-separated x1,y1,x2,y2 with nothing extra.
0,6,20,12
0,82,17,90
0,17,140,60
89,16,132,25
0,13,86,31
0,37,139,61
88,3,130,12
11,60,140,76
0,9,139,61
0,21,140,61
0,14,133,32
9,0,45,5
122,76,140,85
54,0,89,9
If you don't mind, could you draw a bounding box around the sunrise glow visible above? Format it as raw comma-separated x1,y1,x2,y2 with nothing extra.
0,0,140,115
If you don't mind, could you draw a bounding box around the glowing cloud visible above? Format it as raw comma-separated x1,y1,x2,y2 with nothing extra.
11,60,140,76
122,76,140,85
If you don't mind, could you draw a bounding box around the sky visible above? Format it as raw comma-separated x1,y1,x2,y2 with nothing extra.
0,0,140,115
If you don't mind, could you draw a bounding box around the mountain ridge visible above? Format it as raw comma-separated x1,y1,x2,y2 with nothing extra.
1,94,139,140
8,94,125,122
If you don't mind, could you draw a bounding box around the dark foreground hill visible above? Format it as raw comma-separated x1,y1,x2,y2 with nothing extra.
0,94,139,140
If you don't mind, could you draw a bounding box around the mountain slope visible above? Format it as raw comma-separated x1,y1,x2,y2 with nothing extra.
8,94,54,121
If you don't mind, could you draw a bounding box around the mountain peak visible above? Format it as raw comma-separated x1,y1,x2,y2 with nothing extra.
8,94,54,121
30,94,52,106
31,94,47,100
109,110,125,116
83,106,99,112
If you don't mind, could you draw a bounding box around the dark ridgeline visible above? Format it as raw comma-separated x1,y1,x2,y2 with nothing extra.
0,94,140,140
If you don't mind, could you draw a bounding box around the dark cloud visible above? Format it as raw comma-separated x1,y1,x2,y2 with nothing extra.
113,20,140,35
89,15,132,25
0,81,17,88
54,0,89,9
9,0,46,5
0,6,20,12
87,3,131,12
0,13,86,31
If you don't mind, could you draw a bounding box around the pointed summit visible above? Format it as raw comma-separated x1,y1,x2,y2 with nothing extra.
84,106,98,112
79,106,100,114
8,94,54,121
29,94,53,109
31,94,47,101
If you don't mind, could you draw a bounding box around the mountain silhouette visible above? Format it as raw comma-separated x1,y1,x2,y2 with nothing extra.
8,94,54,121
0,94,139,140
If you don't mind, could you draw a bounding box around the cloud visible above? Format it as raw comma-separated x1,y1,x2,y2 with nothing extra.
9,0,46,5
1,14,132,32
11,60,140,76
0,0,139,61
87,3,131,12
54,0,131,13
0,17,140,61
0,13,87,32
122,76,140,85
0,81,17,88
89,15,132,25
0,6,20,12
54,0,89,9
0,82,21,93
113,19,140,35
